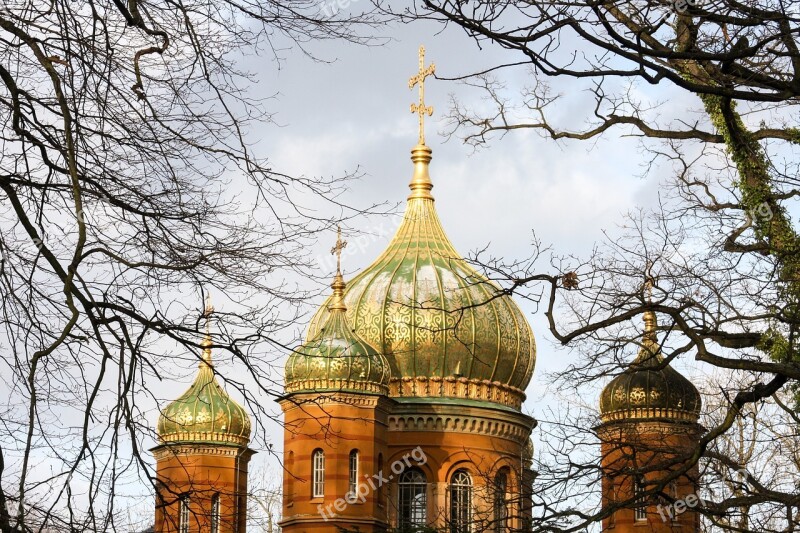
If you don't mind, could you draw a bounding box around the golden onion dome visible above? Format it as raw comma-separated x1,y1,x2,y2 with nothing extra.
307,144,536,409
157,336,251,447
286,271,390,394
599,311,701,423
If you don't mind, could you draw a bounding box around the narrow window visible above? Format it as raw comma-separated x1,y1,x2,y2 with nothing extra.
493,469,508,533
312,449,325,498
450,469,473,533
210,493,220,533
179,494,190,533
349,450,359,498
634,475,647,521
399,469,427,530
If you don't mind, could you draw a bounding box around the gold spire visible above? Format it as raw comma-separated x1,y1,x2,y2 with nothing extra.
409,45,435,146
407,46,436,201
638,271,659,362
201,293,213,367
328,227,348,312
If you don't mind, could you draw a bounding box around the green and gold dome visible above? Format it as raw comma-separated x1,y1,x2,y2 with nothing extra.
286,271,390,394
307,144,536,409
600,311,701,423
157,336,251,447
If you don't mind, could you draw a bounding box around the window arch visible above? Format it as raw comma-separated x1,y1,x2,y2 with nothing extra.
398,468,427,530
349,449,359,498
210,493,220,533
312,449,325,498
178,494,190,533
450,469,473,533
493,469,509,533
634,475,647,521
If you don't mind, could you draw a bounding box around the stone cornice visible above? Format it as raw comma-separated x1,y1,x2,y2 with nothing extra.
600,407,700,424
278,391,394,412
388,401,535,443
389,376,526,410
596,419,704,440
284,378,388,395
151,443,255,461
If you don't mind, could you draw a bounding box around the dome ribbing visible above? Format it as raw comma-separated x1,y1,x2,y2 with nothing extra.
600,312,701,423
286,272,390,394
157,337,251,447
307,145,536,408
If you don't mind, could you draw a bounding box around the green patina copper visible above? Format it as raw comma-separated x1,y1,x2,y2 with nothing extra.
157,349,251,447
600,312,701,423
286,274,390,394
307,146,536,393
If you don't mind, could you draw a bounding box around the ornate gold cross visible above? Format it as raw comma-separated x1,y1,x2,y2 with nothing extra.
331,226,348,274
409,45,435,146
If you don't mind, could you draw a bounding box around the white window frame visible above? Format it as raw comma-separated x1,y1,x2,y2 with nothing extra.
399,469,427,529
211,493,220,533
348,449,359,498
450,469,473,533
634,476,647,522
179,494,190,533
312,449,325,498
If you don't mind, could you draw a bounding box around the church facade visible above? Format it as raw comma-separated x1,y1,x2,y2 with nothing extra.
151,48,702,533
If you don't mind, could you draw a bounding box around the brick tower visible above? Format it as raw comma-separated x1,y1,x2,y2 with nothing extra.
281,47,537,533
153,302,254,533
598,311,702,531
280,248,392,533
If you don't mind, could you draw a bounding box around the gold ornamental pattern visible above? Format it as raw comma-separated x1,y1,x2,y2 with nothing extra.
307,180,536,398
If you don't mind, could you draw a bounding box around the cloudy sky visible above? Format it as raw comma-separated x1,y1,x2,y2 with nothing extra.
127,6,708,526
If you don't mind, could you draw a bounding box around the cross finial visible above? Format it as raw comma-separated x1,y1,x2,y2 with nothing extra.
204,293,214,322
201,292,214,366
644,261,655,303
409,45,435,146
331,226,348,274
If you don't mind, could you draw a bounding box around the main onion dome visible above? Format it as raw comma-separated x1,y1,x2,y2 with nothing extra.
286,272,390,394
307,144,536,409
157,335,251,447
600,311,701,423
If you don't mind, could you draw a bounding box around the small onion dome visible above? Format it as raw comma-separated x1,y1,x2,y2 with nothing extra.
157,336,251,447
285,272,390,395
599,311,701,424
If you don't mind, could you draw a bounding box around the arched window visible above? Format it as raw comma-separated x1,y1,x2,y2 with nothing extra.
493,469,508,533
178,494,190,533
312,449,325,498
399,469,427,530
210,493,220,533
450,469,473,533
349,450,359,498
634,475,647,521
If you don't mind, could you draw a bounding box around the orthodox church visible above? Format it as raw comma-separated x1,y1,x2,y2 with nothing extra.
150,48,703,533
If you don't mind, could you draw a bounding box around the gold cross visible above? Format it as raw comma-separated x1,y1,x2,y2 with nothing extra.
203,293,214,333
330,226,348,274
409,45,435,145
